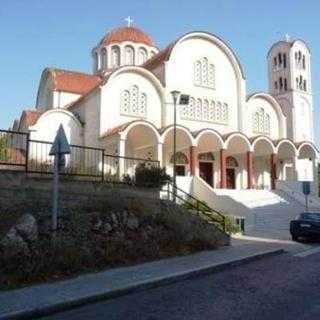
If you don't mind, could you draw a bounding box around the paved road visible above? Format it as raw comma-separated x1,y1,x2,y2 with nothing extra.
40,247,320,320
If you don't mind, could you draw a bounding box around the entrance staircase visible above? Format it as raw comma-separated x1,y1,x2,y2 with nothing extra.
190,176,320,240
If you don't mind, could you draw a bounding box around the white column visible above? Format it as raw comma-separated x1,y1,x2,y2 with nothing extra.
312,158,318,195
118,138,126,178
157,142,163,167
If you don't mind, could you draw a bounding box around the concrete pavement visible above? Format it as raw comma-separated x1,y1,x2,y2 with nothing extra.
40,247,320,320
0,241,284,320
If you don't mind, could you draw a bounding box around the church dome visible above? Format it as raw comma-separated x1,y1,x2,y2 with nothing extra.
101,26,155,47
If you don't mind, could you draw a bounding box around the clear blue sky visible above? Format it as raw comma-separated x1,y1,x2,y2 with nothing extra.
1,0,319,144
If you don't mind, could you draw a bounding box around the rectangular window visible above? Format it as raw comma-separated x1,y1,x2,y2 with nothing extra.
274,81,278,90
284,78,287,91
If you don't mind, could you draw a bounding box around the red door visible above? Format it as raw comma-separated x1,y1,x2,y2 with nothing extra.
226,168,236,189
199,162,213,187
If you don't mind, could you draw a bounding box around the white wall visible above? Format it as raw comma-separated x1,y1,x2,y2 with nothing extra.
245,96,282,140
53,91,81,109
36,76,54,111
72,90,102,148
164,37,243,134
29,110,83,145
100,71,162,135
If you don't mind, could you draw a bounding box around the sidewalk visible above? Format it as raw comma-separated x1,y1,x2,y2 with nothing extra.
0,242,284,320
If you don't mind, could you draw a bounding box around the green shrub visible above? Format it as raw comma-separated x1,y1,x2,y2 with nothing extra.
135,163,170,188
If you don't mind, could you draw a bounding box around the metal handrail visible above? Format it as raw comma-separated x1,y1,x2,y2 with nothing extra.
166,181,226,232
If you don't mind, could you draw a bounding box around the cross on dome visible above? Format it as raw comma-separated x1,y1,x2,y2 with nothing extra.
125,16,134,27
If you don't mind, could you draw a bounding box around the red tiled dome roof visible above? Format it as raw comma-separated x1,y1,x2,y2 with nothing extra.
101,26,155,47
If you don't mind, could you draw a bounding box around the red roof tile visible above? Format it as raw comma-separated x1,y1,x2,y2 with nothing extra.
100,26,155,47
143,42,175,71
47,68,102,95
21,110,41,127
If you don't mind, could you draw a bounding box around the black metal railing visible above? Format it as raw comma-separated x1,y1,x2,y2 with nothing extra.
0,129,159,182
165,181,226,232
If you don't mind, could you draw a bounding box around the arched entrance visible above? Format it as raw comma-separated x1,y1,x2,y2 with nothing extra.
162,126,194,177
276,140,297,181
297,143,318,192
224,133,251,189
252,137,275,189
226,156,238,189
195,130,224,188
170,151,189,176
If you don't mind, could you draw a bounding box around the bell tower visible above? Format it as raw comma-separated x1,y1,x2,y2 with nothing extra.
267,37,313,142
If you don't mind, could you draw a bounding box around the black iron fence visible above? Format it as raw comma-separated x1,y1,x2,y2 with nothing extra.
0,129,159,182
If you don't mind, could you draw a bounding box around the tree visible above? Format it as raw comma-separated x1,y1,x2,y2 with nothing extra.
0,134,8,161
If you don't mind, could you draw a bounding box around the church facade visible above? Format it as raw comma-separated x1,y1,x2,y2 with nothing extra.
14,25,318,193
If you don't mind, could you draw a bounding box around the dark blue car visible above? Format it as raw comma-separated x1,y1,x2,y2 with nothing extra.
290,212,320,241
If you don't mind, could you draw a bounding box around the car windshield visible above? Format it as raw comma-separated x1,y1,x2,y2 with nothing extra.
300,213,320,221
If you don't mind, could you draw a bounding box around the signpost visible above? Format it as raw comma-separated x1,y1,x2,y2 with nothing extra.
302,181,311,212
49,125,71,233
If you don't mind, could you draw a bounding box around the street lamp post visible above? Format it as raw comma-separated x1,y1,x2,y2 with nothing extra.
170,90,181,201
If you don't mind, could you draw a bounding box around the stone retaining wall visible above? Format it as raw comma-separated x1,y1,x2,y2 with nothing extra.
0,171,160,216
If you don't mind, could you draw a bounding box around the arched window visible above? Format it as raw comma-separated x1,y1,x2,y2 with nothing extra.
170,152,189,164
194,61,202,85
138,47,148,64
120,85,147,117
101,48,107,69
170,152,189,177
194,57,215,88
196,99,202,120
111,46,120,68
189,97,196,119
125,46,135,65
150,51,157,57
179,97,228,124
203,100,209,121
94,51,99,71
226,156,238,168
216,102,222,122
209,101,216,122
252,108,270,135
222,103,228,123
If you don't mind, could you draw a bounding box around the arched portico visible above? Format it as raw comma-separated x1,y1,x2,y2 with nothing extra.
297,142,318,183
223,133,251,189
161,125,194,177
251,137,275,189
195,129,224,187
276,140,297,181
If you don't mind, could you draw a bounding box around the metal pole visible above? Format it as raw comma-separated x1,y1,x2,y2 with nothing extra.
306,194,309,212
173,97,177,202
52,154,59,232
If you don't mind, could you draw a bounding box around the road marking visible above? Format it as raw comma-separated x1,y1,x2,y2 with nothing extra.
294,246,320,258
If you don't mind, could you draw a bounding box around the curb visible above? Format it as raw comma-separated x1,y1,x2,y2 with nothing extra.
1,248,284,320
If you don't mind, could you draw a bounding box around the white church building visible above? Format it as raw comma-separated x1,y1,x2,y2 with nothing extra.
14,24,318,204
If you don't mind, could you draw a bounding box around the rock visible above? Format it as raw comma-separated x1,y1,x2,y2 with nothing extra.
15,214,38,242
111,212,119,226
103,222,113,233
92,218,103,231
121,210,129,226
127,215,139,230
1,227,28,250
